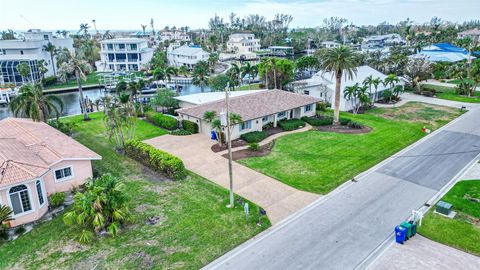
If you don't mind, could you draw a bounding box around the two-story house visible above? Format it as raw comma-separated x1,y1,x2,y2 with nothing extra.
96,38,154,72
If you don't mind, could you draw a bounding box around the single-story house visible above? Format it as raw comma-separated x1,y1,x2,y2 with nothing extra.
291,65,403,111
176,90,320,140
0,118,101,227
174,90,266,108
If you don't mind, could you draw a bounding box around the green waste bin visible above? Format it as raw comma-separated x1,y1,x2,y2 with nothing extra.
400,221,413,239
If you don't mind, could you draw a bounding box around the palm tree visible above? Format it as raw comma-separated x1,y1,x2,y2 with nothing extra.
0,205,14,225
9,83,63,122
230,63,243,89
57,51,92,121
192,61,209,92
383,74,400,90
318,46,358,125
241,63,257,90
16,62,31,83
43,42,58,77
203,111,221,146
363,75,374,101
344,84,358,113
372,77,382,102
178,65,189,77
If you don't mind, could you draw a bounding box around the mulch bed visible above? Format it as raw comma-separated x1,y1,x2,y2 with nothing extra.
316,125,372,134
211,127,284,153
222,141,275,161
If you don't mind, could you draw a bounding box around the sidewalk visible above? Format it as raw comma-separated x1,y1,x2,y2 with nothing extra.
368,235,480,270
145,133,319,225
375,92,479,109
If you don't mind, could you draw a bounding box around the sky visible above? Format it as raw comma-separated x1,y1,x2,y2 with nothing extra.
1,0,479,31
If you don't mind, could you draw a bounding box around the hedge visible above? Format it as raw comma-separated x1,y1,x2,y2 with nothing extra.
278,119,305,131
181,120,199,134
301,116,332,126
171,129,192,136
145,111,178,130
240,131,267,143
124,140,187,180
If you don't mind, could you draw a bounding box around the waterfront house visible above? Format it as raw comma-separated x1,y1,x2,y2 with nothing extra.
0,118,101,227
0,29,74,86
176,90,319,140
457,28,480,40
320,41,341,49
167,45,210,69
226,33,261,59
96,38,154,72
291,66,401,111
411,43,475,62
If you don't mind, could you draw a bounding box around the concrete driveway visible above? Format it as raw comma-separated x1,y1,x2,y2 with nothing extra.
145,134,319,224
204,108,480,269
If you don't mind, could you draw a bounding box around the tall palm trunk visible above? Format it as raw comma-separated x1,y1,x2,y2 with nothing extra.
50,54,56,77
273,68,277,89
333,72,342,125
76,70,89,121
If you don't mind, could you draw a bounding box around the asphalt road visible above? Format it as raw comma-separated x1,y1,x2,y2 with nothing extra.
205,108,480,270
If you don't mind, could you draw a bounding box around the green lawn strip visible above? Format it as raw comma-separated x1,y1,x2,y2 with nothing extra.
240,103,461,194
0,111,269,269
422,84,480,103
237,83,261,90
44,73,101,90
240,113,426,194
418,180,480,256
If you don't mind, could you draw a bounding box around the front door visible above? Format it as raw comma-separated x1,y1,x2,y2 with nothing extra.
290,110,293,119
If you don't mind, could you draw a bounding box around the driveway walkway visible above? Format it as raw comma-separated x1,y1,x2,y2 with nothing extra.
204,107,480,269
368,235,480,270
375,92,479,109
145,133,319,225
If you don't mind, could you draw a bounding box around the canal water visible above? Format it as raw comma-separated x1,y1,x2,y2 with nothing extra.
0,84,211,120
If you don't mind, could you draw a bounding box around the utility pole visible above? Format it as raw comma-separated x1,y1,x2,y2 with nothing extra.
225,83,234,208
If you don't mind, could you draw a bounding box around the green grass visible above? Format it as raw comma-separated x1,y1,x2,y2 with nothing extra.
44,73,101,90
0,111,269,269
239,103,461,194
418,180,480,256
422,84,480,103
237,83,261,90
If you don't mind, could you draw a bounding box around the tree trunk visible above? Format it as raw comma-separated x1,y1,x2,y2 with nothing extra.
138,91,144,116
273,69,277,89
51,55,56,77
333,73,342,125
76,70,89,121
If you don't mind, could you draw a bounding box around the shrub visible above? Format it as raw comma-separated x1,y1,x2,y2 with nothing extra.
301,116,332,126
348,121,364,129
48,120,77,136
240,131,267,143
125,140,187,180
248,142,260,151
14,226,26,235
339,118,351,126
278,119,305,131
181,120,199,134
41,76,57,87
63,174,131,242
50,192,66,207
171,129,192,136
316,102,328,112
145,111,177,130
382,89,393,102
0,225,8,240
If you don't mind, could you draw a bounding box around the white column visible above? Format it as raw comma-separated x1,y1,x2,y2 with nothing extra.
273,113,278,127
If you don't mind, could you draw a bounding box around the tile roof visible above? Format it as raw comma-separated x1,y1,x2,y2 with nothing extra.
176,90,320,121
0,118,101,188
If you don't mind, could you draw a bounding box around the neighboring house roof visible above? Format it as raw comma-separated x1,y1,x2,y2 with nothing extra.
458,28,480,36
174,90,266,105
0,118,101,188
177,90,320,121
170,45,209,56
422,43,468,54
413,43,475,62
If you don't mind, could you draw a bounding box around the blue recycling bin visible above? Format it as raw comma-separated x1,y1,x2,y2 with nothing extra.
211,130,217,140
395,225,407,244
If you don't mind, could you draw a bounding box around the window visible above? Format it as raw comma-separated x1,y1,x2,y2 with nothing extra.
55,167,73,181
239,120,252,131
107,44,113,50
9,185,32,215
20,50,24,55
262,116,269,122
43,34,49,40
305,104,312,112
304,90,310,95
36,180,45,206
277,112,286,118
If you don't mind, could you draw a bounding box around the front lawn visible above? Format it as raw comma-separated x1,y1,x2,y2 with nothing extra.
0,112,269,269
418,180,480,256
239,102,462,194
422,84,480,103
238,83,261,90
44,72,101,90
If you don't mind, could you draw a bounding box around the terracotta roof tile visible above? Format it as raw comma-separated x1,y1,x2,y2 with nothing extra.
176,90,320,121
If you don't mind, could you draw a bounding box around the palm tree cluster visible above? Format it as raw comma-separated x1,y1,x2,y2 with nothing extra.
203,110,242,146
63,174,131,243
9,83,64,122
258,57,294,90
